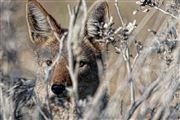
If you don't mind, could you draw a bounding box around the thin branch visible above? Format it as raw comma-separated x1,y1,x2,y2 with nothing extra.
115,0,125,26
123,43,135,105
154,6,178,19
67,6,78,105
73,0,82,25
125,78,160,120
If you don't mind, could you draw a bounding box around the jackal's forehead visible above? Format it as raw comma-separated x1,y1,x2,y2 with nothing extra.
36,47,53,60
35,41,59,62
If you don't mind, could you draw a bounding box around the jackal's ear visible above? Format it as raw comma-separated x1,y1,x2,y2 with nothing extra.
86,0,109,39
26,0,60,44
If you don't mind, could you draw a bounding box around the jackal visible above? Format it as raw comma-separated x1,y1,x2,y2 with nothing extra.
26,0,109,102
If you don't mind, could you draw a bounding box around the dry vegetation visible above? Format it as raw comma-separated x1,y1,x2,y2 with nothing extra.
0,0,180,120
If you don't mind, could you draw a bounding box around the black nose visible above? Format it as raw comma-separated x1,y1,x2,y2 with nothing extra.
51,84,66,95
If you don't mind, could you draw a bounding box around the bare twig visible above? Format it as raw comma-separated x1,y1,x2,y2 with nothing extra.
154,6,178,19
66,0,88,117
115,0,125,26
125,77,160,120
67,5,78,107
123,43,135,105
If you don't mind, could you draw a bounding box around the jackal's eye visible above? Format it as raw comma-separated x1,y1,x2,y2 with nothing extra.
46,60,52,66
79,61,86,67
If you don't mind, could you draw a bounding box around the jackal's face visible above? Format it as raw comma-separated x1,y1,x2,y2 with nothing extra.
26,0,109,100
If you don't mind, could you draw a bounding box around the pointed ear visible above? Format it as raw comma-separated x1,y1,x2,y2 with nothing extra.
26,0,61,44
86,0,109,39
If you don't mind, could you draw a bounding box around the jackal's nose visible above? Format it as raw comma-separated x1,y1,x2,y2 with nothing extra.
51,84,66,95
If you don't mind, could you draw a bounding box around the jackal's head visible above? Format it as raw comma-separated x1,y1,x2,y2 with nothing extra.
26,0,109,100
